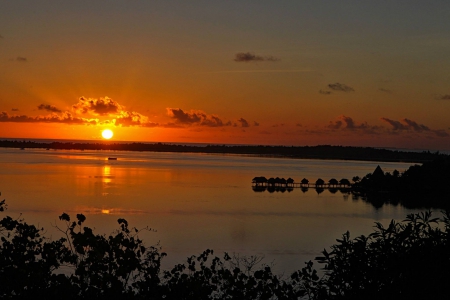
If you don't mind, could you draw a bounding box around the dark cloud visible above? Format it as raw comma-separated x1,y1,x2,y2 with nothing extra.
11,108,19,112
166,108,230,127
380,118,407,130
114,111,146,127
434,130,449,137
328,115,356,129
328,83,355,92
435,94,450,100
319,89,331,95
380,117,448,137
234,52,280,62
38,104,62,113
237,118,249,128
73,96,123,116
253,121,260,126
328,115,379,134
379,88,393,94
0,111,94,124
16,57,27,62
402,118,430,132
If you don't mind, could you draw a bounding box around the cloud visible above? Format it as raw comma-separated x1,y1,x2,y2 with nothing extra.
380,118,413,131
380,117,448,137
319,89,331,95
72,96,124,116
237,118,249,128
16,57,27,62
114,111,147,127
327,83,355,92
38,104,62,113
402,118,430,132
434,130,449,137
0,111,95,125
234,52,280,62
435,94,450,100
166,108,231,127
379,88,393,94
253,121,260,126
328,115,356,129
11,108,19,112
327,115,379,134
0,96,159,127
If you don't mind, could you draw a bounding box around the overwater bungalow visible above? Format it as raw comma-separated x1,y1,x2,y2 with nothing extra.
286,178,294,187
339,178,351,187
328,178,339,187
252,176,268,186
300,178,309,187
315,178,325,187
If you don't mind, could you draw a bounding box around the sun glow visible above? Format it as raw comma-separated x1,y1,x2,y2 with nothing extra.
102,129,113,139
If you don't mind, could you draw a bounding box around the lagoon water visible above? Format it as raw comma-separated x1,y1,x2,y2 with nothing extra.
0,147,427,273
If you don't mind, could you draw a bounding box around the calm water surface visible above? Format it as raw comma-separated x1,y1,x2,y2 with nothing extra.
0,148,430,273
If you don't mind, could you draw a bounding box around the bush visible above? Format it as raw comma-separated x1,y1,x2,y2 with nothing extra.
0,196,449,299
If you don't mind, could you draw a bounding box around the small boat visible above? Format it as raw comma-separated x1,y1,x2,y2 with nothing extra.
108,157,117,160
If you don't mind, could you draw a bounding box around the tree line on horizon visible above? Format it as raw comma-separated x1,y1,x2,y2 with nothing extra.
0,140,445,163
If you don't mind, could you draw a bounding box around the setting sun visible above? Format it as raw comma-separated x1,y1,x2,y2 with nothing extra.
102,129,113,140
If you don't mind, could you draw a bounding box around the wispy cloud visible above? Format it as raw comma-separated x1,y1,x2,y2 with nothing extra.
328,83,355,92
16,56,27,62
0,111,95,124
380,117,449,137
237,118,249,128
379,88,393,94
319,89,331,95
434,94,450,100
201,69,311,74
38,104,62,113
234,52,280,62
11,108,19,112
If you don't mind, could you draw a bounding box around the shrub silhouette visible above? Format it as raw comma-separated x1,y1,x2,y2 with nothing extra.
1,197,449,299
294,210,450,300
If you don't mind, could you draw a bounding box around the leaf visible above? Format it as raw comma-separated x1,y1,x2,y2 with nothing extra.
59,213,70,222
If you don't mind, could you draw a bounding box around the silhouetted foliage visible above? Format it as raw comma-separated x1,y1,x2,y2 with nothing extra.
301,210,450,299
1,197,449,299
352,156,450,208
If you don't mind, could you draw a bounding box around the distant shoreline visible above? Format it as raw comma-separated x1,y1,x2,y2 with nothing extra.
0,139,445,163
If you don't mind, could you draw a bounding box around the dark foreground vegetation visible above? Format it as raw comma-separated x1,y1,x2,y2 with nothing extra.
0,139,446,163
352,156,450,209
0,199,449,299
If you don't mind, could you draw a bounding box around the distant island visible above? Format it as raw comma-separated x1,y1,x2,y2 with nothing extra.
0,140,446,163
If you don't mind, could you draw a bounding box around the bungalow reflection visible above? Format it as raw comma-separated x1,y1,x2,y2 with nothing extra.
252,176,352,194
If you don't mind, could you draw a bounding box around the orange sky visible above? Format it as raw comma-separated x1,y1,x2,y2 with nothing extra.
1,1,450,150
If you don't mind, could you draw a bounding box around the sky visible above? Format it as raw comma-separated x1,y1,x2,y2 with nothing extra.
1,1,450,150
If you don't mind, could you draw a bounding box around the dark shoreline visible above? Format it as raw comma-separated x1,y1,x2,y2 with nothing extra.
0,139,446,163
